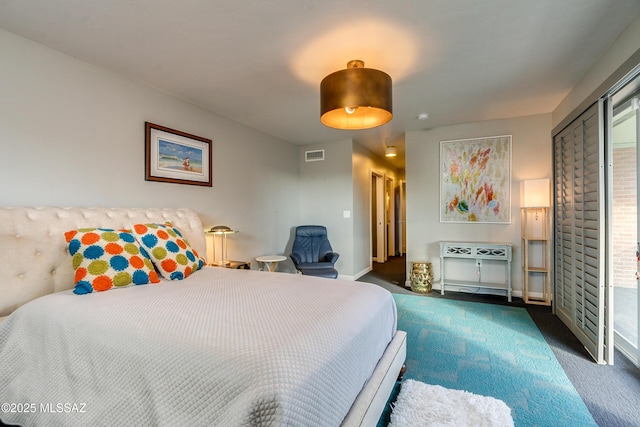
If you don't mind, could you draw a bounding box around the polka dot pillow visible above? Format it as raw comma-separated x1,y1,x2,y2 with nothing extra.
64,228,161,295
131,223,205,280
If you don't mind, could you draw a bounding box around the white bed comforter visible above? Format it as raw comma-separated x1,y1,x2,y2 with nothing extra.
0,267,397,427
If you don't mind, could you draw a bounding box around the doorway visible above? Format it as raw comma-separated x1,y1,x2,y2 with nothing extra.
611,74,640,366
385,176,395,258
371,172,385,263
396,180,406,255
371,171,407,286
371,171,402,264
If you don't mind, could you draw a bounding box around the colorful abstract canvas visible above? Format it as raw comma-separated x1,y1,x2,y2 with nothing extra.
440,135,511,223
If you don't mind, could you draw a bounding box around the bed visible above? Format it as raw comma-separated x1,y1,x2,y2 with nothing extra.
0,207,406,427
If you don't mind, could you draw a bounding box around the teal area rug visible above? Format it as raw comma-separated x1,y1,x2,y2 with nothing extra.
388,294,596,427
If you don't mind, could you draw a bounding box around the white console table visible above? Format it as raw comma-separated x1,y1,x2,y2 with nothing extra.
439,241,513,302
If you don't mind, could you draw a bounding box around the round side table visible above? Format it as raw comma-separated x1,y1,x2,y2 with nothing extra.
256,255,287,272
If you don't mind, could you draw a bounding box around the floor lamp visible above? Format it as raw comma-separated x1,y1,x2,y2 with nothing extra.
520,179,552,305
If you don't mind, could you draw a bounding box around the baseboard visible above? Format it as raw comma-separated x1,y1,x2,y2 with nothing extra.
339,266,372,282
353,266,372,280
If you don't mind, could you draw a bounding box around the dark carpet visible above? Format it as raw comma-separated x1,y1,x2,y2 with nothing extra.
361,256,640,427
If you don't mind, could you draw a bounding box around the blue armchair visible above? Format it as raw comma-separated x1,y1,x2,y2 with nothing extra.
289,225,339,279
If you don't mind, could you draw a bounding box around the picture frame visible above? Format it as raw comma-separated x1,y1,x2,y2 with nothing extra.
145,122,212,187
440,135,511,223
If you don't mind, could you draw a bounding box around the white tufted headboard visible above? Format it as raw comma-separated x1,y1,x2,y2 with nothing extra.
0,207,206,319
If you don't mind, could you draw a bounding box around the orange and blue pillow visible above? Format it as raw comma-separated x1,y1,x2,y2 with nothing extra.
131,223,205,280
64,228,161,295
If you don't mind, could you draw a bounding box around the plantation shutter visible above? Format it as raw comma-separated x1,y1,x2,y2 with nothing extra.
553,100,609,364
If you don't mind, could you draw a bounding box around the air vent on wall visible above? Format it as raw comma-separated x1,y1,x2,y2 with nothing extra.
305,149,325,162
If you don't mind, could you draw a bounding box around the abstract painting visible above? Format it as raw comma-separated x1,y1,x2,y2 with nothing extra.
440,135,511,223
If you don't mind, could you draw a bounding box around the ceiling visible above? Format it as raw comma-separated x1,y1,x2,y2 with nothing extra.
2,1,640,169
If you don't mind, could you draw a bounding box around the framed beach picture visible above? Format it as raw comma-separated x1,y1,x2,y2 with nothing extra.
440,135,511,223
145,122,212,187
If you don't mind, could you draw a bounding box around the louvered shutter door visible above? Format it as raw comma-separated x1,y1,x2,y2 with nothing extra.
554,124,574,318
553,101,609,364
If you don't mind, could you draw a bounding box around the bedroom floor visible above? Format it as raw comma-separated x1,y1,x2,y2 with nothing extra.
359,256,640,427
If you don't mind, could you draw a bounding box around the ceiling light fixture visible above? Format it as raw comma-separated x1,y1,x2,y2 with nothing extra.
320,60,392,130
385,146,397,157
417,113,429,120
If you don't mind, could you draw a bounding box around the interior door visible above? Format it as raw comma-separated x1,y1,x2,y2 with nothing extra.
371,175,377,261
372,172,385,263
396,180,406,255
385,177,395,258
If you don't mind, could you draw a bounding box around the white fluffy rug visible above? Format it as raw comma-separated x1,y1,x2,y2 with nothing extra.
389,379,514,427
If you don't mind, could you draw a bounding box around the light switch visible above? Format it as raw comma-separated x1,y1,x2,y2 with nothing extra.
343,210,351,218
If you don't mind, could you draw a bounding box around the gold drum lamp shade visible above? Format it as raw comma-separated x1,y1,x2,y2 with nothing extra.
320,60,392,130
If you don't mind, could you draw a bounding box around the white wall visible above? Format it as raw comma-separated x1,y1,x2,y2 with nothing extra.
297,139,400,278
405,114,552,297
553,15,640,128
298,139,354,276
0,28,300,267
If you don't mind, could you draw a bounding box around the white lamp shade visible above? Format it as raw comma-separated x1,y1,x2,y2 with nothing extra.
521,179,550,208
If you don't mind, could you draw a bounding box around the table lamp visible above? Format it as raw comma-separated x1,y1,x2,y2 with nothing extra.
205,225,238,266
